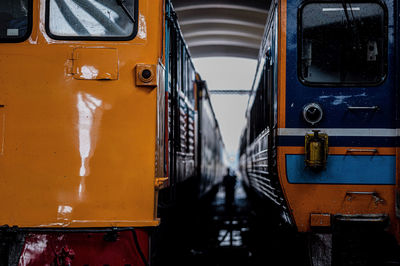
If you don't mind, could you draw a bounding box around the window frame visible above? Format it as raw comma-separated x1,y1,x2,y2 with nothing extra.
297,0,389,87
45,0,139,41
0,0,33,43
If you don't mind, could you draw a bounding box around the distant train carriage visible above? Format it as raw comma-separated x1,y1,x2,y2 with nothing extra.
196,79,226,197
0,0,224,264
160,3,225,205
240,0,400,263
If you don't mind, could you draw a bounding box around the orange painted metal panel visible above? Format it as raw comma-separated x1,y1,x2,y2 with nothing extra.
0,107,5,155
276,0,398,238
72,48,119,80
396,147,400,241
278,146,396,232
310,213,331,227
0,0,163,228
278,0,287,129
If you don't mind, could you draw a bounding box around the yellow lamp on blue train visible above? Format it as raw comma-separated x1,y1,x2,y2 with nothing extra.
305,130,328,170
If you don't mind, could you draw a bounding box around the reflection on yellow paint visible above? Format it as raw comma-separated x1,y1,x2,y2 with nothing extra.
138,13,147,40
77,93,103,199
57,205,73,222
80,66,99,80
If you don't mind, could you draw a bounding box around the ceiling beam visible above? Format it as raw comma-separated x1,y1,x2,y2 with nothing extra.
171,0,269,59
172,0,270,10
209,90,251,95
189,46,259,59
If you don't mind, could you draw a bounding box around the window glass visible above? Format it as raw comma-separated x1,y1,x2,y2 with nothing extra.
0,0,30,41
177,42,182,92
48,0,136,38
188,62,195,104
183,54,188,95
299,3,386,85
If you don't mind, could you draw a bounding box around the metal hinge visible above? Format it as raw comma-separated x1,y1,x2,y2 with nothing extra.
155,177,168,190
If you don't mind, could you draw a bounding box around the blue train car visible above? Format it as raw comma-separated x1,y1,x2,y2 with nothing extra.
240,0,400,263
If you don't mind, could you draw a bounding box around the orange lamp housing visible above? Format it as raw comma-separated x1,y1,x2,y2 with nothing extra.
305,130,328,170
136,64,157,87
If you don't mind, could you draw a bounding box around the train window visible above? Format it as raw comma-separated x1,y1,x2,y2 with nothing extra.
182,52,188,94
299,2,387,85
46,0,138,40
188,63,196,104
176,42,182,92
0,0,31,42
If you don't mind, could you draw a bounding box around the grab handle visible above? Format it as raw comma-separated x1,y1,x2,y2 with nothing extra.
346,148,378,153
347,106,379,111
345,191,384,204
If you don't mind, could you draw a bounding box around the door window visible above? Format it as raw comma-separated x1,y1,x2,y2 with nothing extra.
299,2,387,85
47,0,137,40
0,0,31,42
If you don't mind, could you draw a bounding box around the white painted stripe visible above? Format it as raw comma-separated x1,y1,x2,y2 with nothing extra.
322,7,360,12
278,128,399,137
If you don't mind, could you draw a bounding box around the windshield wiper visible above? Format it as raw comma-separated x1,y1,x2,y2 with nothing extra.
341,0,361,50
116,0,135,24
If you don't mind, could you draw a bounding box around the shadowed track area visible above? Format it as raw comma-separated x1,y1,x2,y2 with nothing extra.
152,180,309,266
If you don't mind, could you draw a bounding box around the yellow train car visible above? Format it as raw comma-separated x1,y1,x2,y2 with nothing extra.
0,0,225,264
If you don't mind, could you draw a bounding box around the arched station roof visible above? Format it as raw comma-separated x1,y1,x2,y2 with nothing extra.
171,0,270,59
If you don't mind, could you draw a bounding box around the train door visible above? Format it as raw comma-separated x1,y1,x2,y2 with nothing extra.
288,2,393,130
285,1,396,181
282,0,397,232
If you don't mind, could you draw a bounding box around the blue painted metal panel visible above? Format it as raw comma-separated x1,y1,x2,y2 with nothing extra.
286,154,396,184
285,0,396,129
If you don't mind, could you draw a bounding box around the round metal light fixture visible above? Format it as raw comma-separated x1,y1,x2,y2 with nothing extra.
141,69,152,80
303,103,323,126
139,68,154,83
